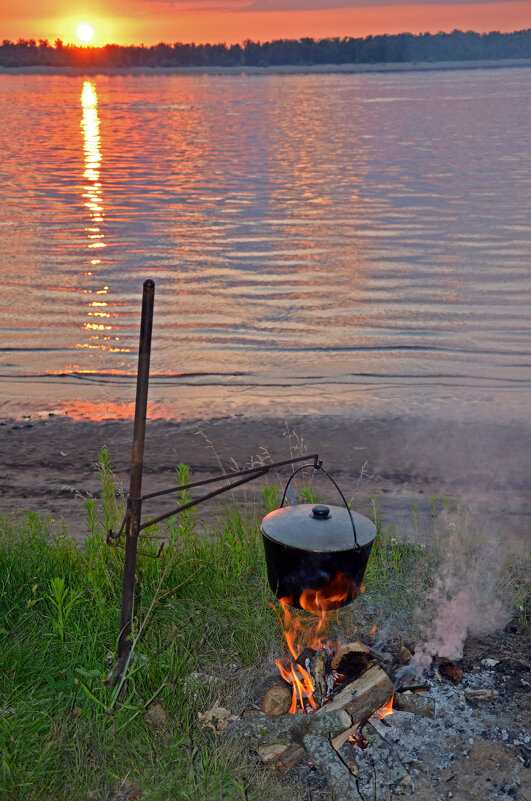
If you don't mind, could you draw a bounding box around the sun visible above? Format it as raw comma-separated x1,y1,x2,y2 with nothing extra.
77,23,94,44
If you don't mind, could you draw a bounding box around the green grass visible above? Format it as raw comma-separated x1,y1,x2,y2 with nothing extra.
0,449,528,800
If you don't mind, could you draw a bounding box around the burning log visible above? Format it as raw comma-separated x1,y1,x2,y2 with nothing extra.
331,641,370,677
261,685,293,717
320,665,394,721
393,690,435,718
309,649,328,704
231,666,394,749
360,722,413,791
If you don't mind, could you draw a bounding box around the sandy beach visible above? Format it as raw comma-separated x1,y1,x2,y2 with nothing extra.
1,411,529,543
1,58,530,77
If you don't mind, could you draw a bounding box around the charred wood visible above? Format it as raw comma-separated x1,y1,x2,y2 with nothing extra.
331,642,370,678
439,661,463,684
396,683,430,693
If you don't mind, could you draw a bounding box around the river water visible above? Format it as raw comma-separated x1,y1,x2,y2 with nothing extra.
1,67,530,424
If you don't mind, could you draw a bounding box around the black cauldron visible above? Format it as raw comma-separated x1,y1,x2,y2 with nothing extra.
261,500,376,609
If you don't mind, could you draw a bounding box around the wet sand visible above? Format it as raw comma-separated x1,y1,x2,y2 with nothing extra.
1,412,529,543
1,59,530,77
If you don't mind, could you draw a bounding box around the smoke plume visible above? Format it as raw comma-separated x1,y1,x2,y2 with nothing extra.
410,514,519,676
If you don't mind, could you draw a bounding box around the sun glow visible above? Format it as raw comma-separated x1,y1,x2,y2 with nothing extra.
77,23,94,43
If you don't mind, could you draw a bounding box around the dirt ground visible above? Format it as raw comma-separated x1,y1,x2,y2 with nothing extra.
1,412,530,543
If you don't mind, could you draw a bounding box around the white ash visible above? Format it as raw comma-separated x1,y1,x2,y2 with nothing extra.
350,664,529,800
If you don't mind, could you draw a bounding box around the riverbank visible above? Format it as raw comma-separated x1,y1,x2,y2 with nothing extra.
1,412,529,542
1,58,530,77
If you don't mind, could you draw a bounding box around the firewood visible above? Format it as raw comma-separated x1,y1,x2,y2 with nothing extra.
331,641,370,667
228,706,353,744
464,689,499,701
320,665,394,721
257,743,290,764
360,722,413,791
393,690,435,718
367,646,393,664
336,740,360,776
331,722,360,752
331,642,370,678
274,743,306,772
395,646,412,666
310,649,328,705
229,666,393,754
261,685,292,717
301,733,364,801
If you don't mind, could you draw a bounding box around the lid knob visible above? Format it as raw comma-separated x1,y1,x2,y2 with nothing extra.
311,504,331,519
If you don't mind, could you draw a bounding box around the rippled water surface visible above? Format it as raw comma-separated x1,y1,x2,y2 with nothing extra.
1,68,530,422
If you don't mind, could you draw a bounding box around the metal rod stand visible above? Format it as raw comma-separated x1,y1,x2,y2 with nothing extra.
112,279,155,686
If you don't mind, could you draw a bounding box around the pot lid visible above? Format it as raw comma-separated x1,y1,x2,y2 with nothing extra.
261,503,376,552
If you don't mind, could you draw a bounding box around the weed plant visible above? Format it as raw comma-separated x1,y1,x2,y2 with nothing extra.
0,450,528,801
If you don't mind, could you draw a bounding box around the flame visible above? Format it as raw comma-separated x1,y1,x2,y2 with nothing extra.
376,694,394,719
300,571,357,615
275,658,318,713
349,730,369,749
272,572,357,713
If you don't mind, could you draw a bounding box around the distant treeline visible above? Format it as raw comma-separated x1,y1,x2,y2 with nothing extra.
1,29,530,69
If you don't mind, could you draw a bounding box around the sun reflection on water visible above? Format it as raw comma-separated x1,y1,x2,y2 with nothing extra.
81,81,104,226
74,82,131,372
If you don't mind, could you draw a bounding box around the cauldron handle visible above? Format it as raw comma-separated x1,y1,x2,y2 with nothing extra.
280,462,360,550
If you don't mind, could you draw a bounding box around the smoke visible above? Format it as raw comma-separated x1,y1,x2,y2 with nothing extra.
408,514,518,677
412,582,509,675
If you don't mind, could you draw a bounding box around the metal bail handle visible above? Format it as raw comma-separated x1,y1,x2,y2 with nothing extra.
279,462,360,550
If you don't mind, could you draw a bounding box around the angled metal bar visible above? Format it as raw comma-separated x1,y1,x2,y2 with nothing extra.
112,278,155,686
139,453,319,502
138,467,270,531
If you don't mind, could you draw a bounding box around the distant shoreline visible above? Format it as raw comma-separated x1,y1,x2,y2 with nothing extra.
1,57,530,77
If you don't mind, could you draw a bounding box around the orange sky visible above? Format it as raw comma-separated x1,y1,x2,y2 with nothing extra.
1,1,529,46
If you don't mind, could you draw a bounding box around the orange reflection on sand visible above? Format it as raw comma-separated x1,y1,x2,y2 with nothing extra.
59,400,176,422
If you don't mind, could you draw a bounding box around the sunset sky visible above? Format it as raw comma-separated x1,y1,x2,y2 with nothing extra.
1,0,529,46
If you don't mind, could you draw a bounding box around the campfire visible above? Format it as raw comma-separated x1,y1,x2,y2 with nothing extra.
226,576,436,800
